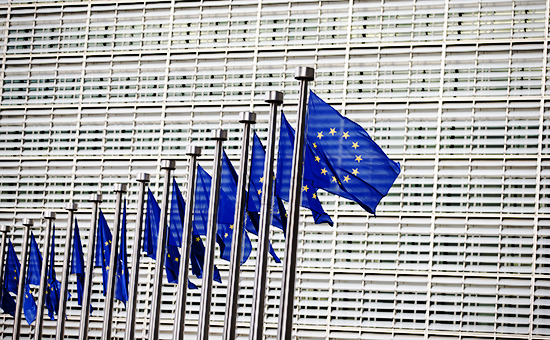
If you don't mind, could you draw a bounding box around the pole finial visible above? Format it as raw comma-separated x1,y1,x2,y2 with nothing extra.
210,129,228,141
0,225,10,233
22,218,33,227
89,193,103,202
239,111,257,124
186,145,202,157
65,202,78,211
161,160,176,170
136,173,150,183
265,91,284,104
295,67,315,81
43,211,56,220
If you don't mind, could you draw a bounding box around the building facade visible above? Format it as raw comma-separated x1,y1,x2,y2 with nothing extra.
0,0,548,339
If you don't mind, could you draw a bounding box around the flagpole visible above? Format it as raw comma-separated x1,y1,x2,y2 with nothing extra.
148,160,176,340
223,112,256,340
102,184,127,340
0,224,10,301
77,193,102,340
277,67,314,340
55,203,78,340
249,91,284,340
13,219,33,340
172,146,201,340
35,212,56,340
125,173,150,340
197,129,228,340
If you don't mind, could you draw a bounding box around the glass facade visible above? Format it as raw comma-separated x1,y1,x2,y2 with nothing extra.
0,0,548,339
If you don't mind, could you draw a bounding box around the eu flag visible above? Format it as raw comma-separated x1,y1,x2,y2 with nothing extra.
95,210,112,296
27,232,42,286
23,283,37,324
306,91,401,214
71,219,85,307
46,225,61,320
143,189,160,260
193,166,212,237
114,200,129,304
190,235,222,283
4,240,19,294
276,113,333,226
0,287,15,316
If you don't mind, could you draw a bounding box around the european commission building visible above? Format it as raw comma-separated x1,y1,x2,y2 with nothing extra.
0,0,549,339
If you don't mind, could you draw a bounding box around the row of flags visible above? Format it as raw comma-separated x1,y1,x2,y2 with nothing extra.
0,92,400,334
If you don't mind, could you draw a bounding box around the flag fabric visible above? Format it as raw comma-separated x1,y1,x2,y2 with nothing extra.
27,232,42,286
0,287,15,316
95,210,112,296
45,225,62,320
114,200,129,304
4,240,20,294
23,283,37,324
276,112,334,226
305,91,401,214
71,219,86,307
143,189,160,260
190,235,221,283
193,166,212,237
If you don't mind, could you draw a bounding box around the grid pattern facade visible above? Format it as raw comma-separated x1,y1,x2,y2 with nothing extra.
0,0,548,339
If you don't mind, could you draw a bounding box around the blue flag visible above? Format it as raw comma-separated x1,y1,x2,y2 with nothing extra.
71,219,86,307
193,166,211,237
190,234,221,283
305,91,401,214
46,225,62,320
276,113,334,226
27,232,42,286
115,200,129,304
95,210,112,296
143,189,160,260
1,287,15,316
4,240,19,294
23,283,37,324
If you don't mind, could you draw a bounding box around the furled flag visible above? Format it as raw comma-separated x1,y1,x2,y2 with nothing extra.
4,240,20,294
23,283,37,324
71,219,86,307
143,189,160,260
276,113,334,225
27,232,42,286
95,210,112,296
0,287,15,316
114,200,129,304
45,225,62,320
305,91,401,214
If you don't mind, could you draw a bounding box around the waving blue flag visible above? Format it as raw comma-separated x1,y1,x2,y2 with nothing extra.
1,287,15,316
143,189,160,260
23,283,37,324
5,240,19,294
71,220,86,308
190,235,221,283
305,91,401,214
27,232,42,286
45,226,62,320
95,210,112,296
276,113,334,226
193,166,212,237
115,200,129,304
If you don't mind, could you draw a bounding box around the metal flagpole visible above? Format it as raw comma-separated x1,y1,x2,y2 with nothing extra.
277,67,314,340
102,184,127,340
0,224,10,301
13,218,33,340
125,173,150,340
249,91,283,340
56,202,78,340
172,146,201,340
78,193,102,340
148,160,176,340
197,129,228,340
35,212,56,340
223,112,256,340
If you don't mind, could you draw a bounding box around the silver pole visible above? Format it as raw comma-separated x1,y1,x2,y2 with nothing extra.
197,129,228,340
223,112,256,340
102,184,127,340
125,173,150,340
56,203,78,340
78,193,102,340
249,91,283,340
277,67,314,340
172,146,201,340
13,219,32,340
35,212,56,340
0,225,11,309
148,160,176,340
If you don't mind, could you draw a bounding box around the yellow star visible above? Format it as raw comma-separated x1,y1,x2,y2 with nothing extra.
257,189,262,195
224,233,229,238
315,156,320,162
230,225,234,229
331,176,337,183
313,142,317,148
109,240,112,244
352,168,359,176
312,193,317,199
321,168,328,175
342,131,350,139
105,241,109,246
259,176,264,183
175,257,179,262
106,266,109,270
355,155,362,163
343,175,350,183
317,131,324,139
329,128,336,136
302,185,309,192
352,142,359,149
167,253,170,258
196,236,201,241
26,294,28,298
